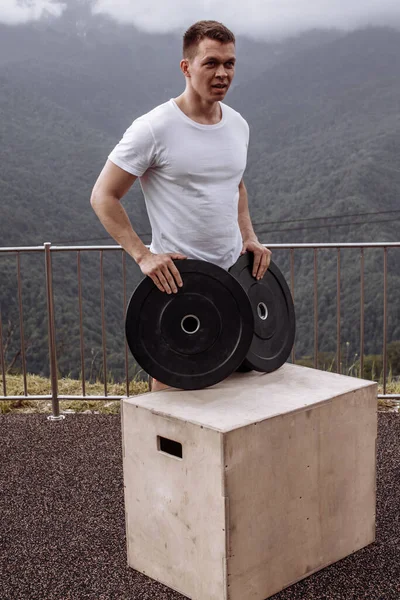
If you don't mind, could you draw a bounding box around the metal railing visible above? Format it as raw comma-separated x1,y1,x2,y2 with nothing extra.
1,241,399,418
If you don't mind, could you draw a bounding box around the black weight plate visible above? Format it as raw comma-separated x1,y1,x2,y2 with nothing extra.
229,253,296,373
125,259,254,390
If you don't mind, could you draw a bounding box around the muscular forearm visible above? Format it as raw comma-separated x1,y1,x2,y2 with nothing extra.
237,180,271,278
238,181,258,242
90,193,150,264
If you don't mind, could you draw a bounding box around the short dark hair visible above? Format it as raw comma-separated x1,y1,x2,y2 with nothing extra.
183,21,235,59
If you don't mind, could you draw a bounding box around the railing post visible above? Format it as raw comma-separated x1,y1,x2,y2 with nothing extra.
336,249,341,374
100,250,107,397
44,243,64,421
290,248,295,365
77,251,86,397
0,307,6,396
360,248,365,378
122,251,130,397
313,249,318,369
383,247,388,394
17,252,28,395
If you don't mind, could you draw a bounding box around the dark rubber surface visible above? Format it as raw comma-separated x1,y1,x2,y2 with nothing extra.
1,413,399,600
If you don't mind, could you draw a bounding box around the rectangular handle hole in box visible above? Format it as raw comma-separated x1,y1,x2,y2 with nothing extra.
157,436,183,459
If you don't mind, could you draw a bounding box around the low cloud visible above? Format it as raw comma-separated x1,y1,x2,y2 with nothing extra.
92,0,400,38
2,0,400,38
0,0,65,25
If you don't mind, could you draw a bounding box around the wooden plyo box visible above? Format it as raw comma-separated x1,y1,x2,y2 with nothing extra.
121,364,377,600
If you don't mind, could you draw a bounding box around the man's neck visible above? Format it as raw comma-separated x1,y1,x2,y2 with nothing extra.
174,92,222,125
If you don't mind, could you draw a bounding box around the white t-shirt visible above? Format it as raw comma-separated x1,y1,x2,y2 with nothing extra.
108,98,249,271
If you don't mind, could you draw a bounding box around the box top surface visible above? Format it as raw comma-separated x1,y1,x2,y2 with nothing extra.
123,364,376,432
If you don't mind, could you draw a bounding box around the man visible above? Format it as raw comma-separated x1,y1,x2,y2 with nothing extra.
91,20,271,391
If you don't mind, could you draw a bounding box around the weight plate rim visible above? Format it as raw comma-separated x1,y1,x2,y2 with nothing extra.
229,253,296,373
125,259,254,389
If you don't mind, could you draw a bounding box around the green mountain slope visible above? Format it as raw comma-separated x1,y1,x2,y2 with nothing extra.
229,28,400,235
0,67,149,379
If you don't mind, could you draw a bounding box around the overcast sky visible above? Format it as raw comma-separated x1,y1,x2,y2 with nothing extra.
1,0,64,25
2,0,400,39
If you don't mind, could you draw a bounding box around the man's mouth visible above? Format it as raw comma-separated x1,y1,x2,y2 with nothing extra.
212,84,227,89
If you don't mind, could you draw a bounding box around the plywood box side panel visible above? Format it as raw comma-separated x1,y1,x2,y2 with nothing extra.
225,386,377,600
122,401,226,600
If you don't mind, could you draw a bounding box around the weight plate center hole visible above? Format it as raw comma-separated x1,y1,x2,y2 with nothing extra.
257,302,268,321
181,314,201,335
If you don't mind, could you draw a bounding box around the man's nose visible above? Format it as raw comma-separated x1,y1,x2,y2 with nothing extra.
216,64,227,78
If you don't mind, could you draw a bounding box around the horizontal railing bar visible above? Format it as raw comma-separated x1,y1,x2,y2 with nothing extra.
0,246,123,253
1,242,400,254
267,242,400,249
0,395,125,401
1,393,398,402
59,395,124,400
0,395,52,400
0,247,47,253
44,245,123,252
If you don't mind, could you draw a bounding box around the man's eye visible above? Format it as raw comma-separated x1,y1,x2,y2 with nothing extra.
226,62,235,67
206,61,215,66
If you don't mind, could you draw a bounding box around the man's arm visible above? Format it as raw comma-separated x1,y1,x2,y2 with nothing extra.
90,160,147,262
238,179,271,279
90,160,186,293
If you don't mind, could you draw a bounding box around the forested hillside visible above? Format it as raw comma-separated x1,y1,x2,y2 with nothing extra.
0,11,399,380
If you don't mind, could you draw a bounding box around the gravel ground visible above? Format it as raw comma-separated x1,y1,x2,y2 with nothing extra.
0,413,399,600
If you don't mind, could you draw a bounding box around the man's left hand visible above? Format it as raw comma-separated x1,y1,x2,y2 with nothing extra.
240,240,272,280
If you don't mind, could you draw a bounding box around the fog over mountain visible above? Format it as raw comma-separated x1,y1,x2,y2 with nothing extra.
2,0,400,39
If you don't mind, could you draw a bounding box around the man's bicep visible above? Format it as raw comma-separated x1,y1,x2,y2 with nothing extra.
92,159,138,201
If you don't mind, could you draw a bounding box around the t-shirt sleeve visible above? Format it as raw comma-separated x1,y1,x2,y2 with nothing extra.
243,117,250,148
108,118,156,177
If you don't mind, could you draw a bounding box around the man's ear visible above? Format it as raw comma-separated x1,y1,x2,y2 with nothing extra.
180,58,190,77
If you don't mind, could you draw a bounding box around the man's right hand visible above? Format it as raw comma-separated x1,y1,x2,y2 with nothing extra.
137,251,187,294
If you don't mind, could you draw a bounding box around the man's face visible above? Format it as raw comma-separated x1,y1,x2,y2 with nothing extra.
184,39,236,102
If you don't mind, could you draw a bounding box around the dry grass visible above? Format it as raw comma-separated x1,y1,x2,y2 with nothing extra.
0,373,149,415
1,373,399,415
379,380,400,394
376,380,400,412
